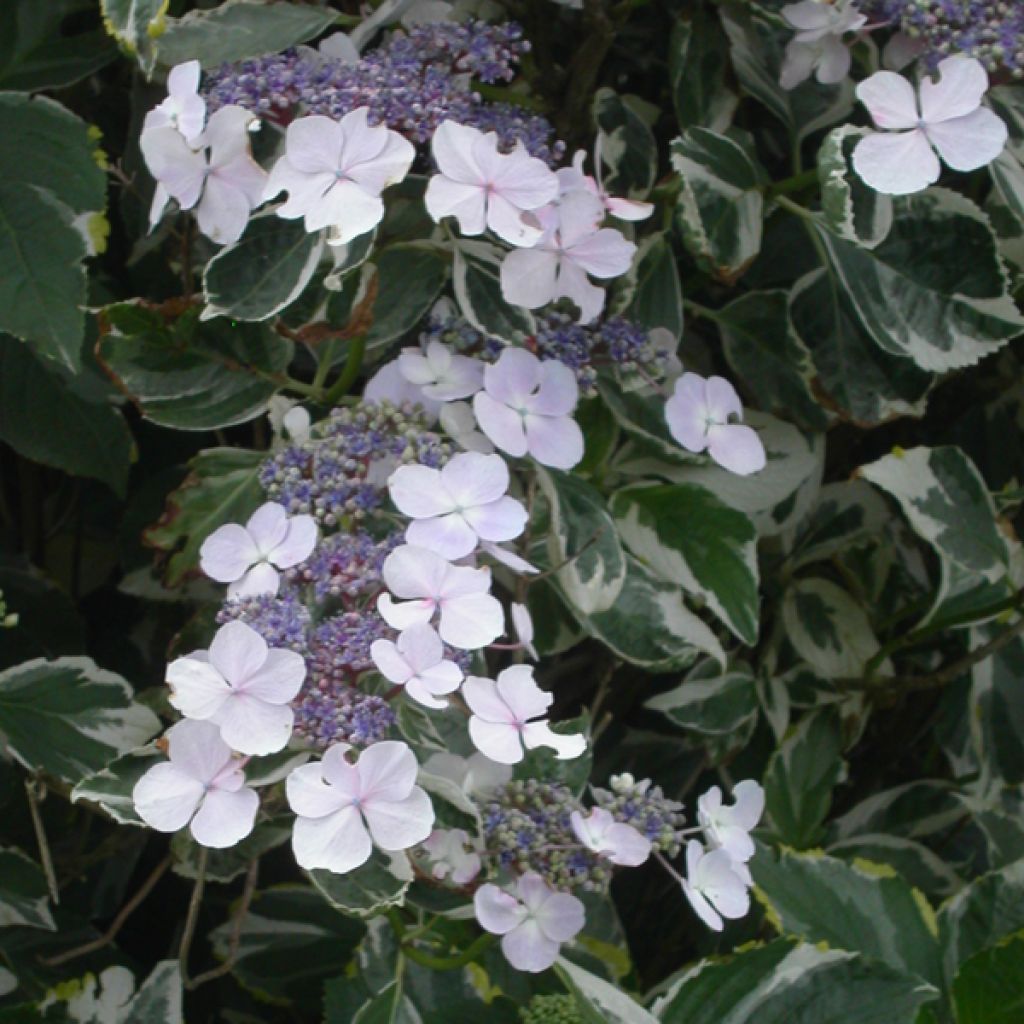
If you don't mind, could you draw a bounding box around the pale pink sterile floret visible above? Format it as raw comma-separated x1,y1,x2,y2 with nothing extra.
779,0,866,90
370,622,463,710
166,620,305,756
472,347,584,470
474,873,585,973
424,120,559,246
377,544,504,650
364,359,443,421
397,339,485,402
664,372,766,477
287,740,434,874
141,104,267,244
440,401,495,453
499,188,636,324
143,60,206,143
463,664,587,765
570,807,652,867
680,839,752,932
852,55,1008,195
132,719,258,849
556,143,654,222
422,828,481,884
388,451,528,560
697,780,765,863
263,107,415,244
422,751,513,798
510,602,539,660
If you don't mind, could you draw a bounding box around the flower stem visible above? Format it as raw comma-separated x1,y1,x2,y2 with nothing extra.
178,847,208,984
400,931,497,971
323,335,367,407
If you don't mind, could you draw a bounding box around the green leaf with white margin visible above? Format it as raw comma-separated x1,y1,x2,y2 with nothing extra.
598,380,690,464
789,267,932,426
452,240,533,344
988,86,1024,225
789,481,891,570
938,859,1024,985
829,780,965,844
555,957,657,1024
569,554,725,671
0,658,160,785
0,848,55,930
100,0,167,58
763,709,844,849
669,4,737,133
859,445,1011,624
71,744,161,826
969,622,1024,785
210,885,365,1009
122,961,183,1024
950,929,1024,1024
537,469,626,615
0,183,88,374
365,243,449,354
645,664,758,739
716,289,827,431
152,0,340,69
782,578,887,679
815,189,1024,373
611,482,759,645
593,89,658,198
652,938,938,1024
202,215,325,323
670,128,765,283
352,981,422,1024
417,769,480,832
311,852,410,919
827,835,962,901
817,125,893,249
751,846,943,987
623,234,684,343
143,446,263,587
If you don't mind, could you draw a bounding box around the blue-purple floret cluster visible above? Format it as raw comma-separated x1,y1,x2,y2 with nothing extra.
217,590,311,650
867,0,1024,75
287,529,401,603
203,20,565,163
592,775,687,857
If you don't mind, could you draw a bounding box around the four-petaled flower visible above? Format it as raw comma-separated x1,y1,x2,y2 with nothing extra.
397,339,485,402
664,372,766,476
200,501,318,597
425,121,559,246
422,828,482,884
852,55,1008,195
378,545,505,649
286,740,434,874
388,451,527,559
779,0,866,90
472,347,584,470
263,107,415,244
474,873,585,973
556,144,654,222
680,839,752,932
697,780,764,863
370,623,464,709
133,719,258,849
570,807,652,867
143,60,206,143
463,665,587,765
166,620,305,756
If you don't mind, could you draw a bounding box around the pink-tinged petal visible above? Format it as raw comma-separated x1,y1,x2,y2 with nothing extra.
416,660,463,694
439,591,504,649
397,349,440,386
190,786,259,848
534,891,586,943
168,60,201,97
320,744,361,796
524,414,584,470
779,40,818,90
441,451,509,507
337,107,388,166
267,514,318,569
491,149,559,209
286,115,345,174
214,151,268,207
556,188,606,248
245,503,289,555
451,852,482,885
133,762,204,833
140,127,206,210
214,694,294,756
815,36,852,85
517,872,555,911
522,721,587,760
502,921,560,973
382,545,450,600
665,374,712,454
287,761,348,818
378,593,435,630
925,106,1007,172
475,884,527,935
699,850,751,919
920,55,988,124
263,158,333,215
469,718,524,764
367,359,442,418
349,130,414,193
500,247,559,311
371,638,412,684
239,647,305,703
528,360,578,417
781,0,834,31
406,514,479,559
565,227,636,279
732,780,766,830
484,347,542,405
167,658,229,720
555,260,606,324
228,562,281,600
357,740,418,803
404,679,450,710
707,424,766,476
421,352,484,402
431,121,486,185
463,676,514,723
481,542,539,575
363,786,435,849
200,523,260,583
703,375,744,423
510,603,538,659
389,464,454,518
473,392,529,457
148,181,170,228
495,665,551,720
425,175,486,234
462,496,528,543
487,193,544,247
196,174,252,245
605,197,654,221
165,719,233,785
682,878,724,931
604,822,652,866
855,71,921,130
209,621,268,686
292,804,372,872
396,622,444,672
205,106,259,164
304,179,384,242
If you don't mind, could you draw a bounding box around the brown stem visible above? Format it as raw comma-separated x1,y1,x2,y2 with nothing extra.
25,779,59,905
178,846,208,985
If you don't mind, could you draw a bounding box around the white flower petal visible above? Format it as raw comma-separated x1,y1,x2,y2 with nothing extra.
214,693,294,756
919,55,988,124
855,71,920,130
362,786,435,850
851,128,940,195
133,762,204,833
474,883,528,935
189,786,259,848
208,620,269,685
925,106,1007,172
167,658,229,720
501,920,560,973
292,804,372,873
473,392,529,457
438,591,504,649
200,524,260,583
